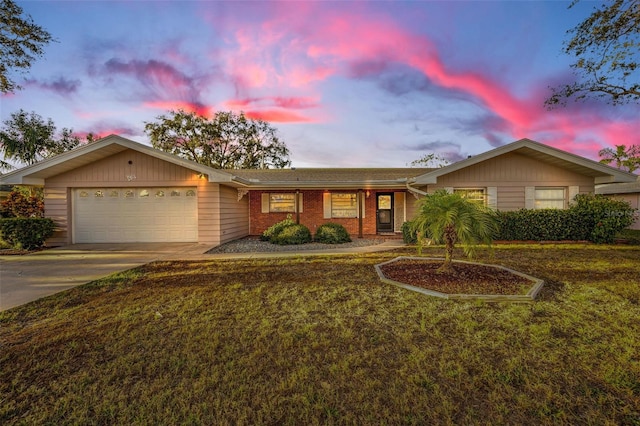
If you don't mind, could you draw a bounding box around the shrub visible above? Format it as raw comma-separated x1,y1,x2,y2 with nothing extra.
572,194,636,243
314,222,351,244
261,215,295,241
0,189,44,218
494,194,636,244
271,224,312,245
0,218,55,250
401,221,418,244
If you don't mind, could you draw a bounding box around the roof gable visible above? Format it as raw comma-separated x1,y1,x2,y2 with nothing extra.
413,139,637,185
0,135,234,185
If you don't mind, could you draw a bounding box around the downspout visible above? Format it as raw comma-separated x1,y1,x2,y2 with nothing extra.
406,182,428,197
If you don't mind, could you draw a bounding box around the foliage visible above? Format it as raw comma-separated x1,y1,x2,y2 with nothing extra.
0,187,44,218
1,246,638,424
0,217,54,249
598,144,640,172
144,109,291,169
546,0,640,107
260,215,295,242
271,223,312,245
495,194,636,244
0,110,81,170
409,152,451,168
495,209,589,241
401,221,418,244
410,190,498,271
616,228,640,244
0,0,54,94
572,193,636,243
314,222,352,244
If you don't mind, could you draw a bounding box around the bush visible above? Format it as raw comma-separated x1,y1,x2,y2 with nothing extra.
572,194,636,243
401,221,418,244
261,215,295,241
0,218,55,250
271,224,312,245
0,188,44,218
494,194,636,244
314,222,351,244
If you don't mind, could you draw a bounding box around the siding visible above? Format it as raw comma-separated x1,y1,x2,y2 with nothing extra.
428,152,594,211
219,184,250,244
612,194,640,230
44,187,69,245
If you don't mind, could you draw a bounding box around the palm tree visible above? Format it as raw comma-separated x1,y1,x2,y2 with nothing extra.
410,190,497,273
598,144,640,173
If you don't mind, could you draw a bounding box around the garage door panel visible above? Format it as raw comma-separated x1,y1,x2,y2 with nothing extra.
74,187,198,243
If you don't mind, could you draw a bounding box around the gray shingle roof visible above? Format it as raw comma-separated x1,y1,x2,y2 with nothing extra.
229,168,433,183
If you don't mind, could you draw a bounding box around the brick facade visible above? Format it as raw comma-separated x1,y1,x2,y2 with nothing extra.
249,190,404,237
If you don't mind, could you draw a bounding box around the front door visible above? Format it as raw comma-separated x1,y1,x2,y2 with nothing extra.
376,193,394,233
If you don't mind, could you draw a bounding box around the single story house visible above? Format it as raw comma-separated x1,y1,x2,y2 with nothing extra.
0,135,637,246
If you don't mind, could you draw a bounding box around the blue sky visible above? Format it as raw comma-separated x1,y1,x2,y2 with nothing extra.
2,0,639,168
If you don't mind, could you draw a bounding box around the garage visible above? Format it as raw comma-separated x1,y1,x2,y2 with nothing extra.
73,187,198,243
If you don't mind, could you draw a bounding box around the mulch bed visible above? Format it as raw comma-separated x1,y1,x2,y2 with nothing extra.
379,259,533,295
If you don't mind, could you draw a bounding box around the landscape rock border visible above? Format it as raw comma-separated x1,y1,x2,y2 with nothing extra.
375,256,545,302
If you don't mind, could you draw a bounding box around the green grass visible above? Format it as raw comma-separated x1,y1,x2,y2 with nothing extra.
1,245,639,425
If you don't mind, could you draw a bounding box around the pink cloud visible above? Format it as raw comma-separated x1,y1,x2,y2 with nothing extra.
244,109,316,123
206,4,635,158
143,101,213,118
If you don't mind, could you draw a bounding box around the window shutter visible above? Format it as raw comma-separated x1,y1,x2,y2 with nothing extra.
487,187,497,209
261,193,270,213
444,187,453,194
525,187,535,209
568,186,579,205
297,193,303,213
323,193,332,218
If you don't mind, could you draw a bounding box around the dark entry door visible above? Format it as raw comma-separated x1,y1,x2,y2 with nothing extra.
376,193,394,233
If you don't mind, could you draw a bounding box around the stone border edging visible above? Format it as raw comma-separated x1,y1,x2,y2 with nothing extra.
375,256,545,302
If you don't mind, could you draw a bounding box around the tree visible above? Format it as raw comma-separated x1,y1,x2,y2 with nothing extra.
0,109,81,170
545,0,640,107
0,0,54,94
598,144,640,172
0,186,44,218
409,190,497,273
409,153,451,168
144,110,291,169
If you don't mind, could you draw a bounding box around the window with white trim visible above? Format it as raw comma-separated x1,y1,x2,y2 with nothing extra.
331,193,358,218
269,193,296,213
454,188,485,205
534,188,565,209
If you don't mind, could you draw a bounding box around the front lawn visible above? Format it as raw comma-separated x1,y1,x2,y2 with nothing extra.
1,245,639,424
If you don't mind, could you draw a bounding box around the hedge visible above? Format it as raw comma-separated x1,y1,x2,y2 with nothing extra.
271,224,312,245
0,218,55,250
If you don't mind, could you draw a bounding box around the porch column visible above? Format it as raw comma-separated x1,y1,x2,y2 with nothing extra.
358,189,364,238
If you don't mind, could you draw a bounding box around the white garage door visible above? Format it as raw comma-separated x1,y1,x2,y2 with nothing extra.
73,187,198,243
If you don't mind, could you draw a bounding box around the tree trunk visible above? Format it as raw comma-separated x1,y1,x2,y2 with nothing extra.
437,225,456,273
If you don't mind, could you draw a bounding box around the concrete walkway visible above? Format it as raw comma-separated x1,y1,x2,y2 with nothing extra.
0,240,406,311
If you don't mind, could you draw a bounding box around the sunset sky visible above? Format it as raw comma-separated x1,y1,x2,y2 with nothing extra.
2,0,639,168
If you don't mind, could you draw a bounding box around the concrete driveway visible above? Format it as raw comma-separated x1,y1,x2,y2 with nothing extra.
0,243,213,311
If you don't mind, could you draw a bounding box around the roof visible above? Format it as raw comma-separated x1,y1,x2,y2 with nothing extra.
0,135,234,186
596,176,640,195
227,168,433,189
413,138,638,185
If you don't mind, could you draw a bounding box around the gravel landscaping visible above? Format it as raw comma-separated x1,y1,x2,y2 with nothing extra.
207,236,387,253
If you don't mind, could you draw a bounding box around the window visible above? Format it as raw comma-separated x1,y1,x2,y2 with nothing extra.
331,193,358,218
454,188,485,205
269,193,296,212
535,188,565,209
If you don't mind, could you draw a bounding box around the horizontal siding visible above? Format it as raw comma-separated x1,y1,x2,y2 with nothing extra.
197,182,220,245
44,187,69,245
219,185,249,244
497,187,525,211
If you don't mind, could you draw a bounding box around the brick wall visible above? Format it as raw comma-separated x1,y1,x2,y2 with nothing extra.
249,189,402,237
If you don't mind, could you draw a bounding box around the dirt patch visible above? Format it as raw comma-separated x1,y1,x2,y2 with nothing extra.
379,259,534,295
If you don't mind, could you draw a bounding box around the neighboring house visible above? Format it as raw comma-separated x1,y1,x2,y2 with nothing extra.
0,135,636,246
596,176,640,230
